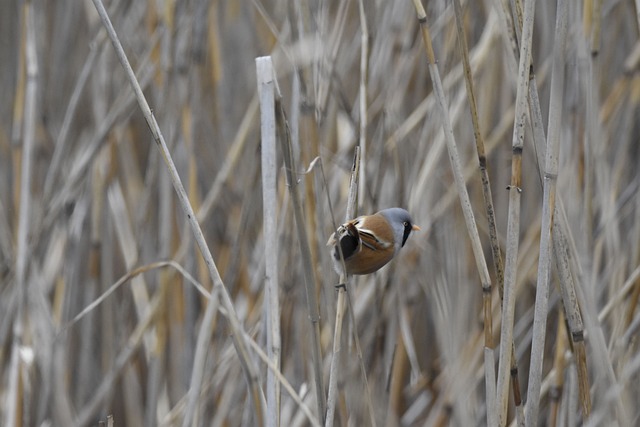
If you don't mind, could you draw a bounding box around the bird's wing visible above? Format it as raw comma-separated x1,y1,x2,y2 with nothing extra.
356,214,394,251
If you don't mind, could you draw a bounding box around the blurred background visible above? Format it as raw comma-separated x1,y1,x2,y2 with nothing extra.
1,0,639,426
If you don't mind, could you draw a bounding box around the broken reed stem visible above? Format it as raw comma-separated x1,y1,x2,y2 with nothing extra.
89,1,265,425
494,0,537,423
256,56,281,427
524,0,567,424
275,91,326,421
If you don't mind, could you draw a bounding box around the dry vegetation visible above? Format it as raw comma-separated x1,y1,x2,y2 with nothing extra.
1,0,640,426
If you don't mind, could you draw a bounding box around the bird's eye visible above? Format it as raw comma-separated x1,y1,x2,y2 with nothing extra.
403,221,409,227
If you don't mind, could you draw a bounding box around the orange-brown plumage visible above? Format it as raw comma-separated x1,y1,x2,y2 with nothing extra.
328,208,420,275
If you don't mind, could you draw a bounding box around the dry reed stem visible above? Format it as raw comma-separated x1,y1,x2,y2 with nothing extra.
6,3,37,426
357,0,368,212
325,147,360,427
525,1,568,424
344,282,377,427
256,56,282,427
325,286,346,427
495,0,536,423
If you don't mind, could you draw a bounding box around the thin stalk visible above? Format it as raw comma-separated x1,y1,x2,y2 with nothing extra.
257,56,281,427
325,147,360,427
89,1,265,425
65,261,209,330
6,4,37,427
345,281,377,427
357,0,368,211
347,3,378,423
525,0,567,424
325,285,346,427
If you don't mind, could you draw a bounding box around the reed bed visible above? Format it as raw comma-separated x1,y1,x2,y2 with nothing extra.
1,0,639,426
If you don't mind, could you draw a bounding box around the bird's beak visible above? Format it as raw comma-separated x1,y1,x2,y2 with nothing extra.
412,224,421,231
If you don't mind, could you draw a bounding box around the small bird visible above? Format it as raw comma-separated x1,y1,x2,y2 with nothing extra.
327,208,420,275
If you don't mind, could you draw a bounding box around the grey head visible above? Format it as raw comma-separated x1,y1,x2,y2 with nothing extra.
378,208,418,252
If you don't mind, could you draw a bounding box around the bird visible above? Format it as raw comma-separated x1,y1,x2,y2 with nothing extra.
327,208,420,275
